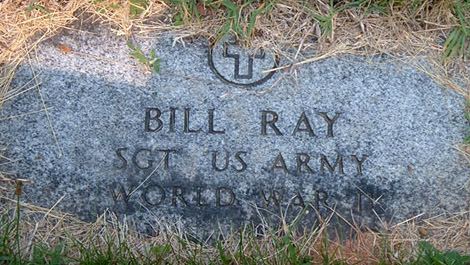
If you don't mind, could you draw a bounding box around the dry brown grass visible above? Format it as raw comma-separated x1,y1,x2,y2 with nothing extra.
0,1,466,63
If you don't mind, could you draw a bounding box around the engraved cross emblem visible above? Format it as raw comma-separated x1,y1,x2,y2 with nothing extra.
223,40,265,80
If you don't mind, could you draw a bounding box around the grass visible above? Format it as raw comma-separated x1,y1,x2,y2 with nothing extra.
164,0,277,43
412,241,470,265
215,0,276,44
165,0,203,26
129,0,150,18
0,0,469,59
0,180,470,265
441,1,470,63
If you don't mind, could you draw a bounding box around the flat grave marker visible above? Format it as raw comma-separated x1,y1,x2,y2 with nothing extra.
1,23,469,232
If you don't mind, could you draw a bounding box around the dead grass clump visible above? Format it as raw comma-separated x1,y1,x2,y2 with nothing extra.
0,1,86,65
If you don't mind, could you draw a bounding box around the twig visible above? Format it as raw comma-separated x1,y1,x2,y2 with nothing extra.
0,107,53,122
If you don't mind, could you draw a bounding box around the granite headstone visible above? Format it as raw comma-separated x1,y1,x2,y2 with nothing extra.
1,22,469,232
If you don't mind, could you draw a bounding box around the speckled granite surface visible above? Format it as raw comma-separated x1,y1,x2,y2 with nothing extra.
1,21,468,233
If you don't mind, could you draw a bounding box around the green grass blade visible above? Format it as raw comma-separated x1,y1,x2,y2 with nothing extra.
448,30,464,60
459,32,466,57
127,40,135,50
442,29,460,61
26,5,50,14
247,2,273,38
221,0,238,11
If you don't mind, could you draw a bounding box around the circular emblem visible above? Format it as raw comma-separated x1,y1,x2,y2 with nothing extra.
208,39,280,87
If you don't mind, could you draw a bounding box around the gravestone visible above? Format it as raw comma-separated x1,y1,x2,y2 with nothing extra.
1,22,469,233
